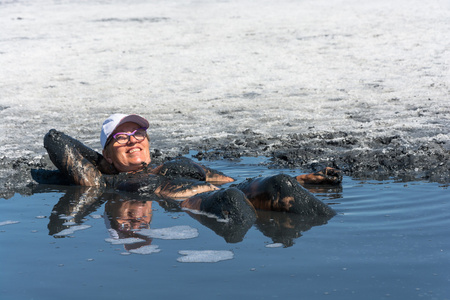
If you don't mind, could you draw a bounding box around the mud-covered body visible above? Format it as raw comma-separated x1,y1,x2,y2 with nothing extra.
43,129,337,223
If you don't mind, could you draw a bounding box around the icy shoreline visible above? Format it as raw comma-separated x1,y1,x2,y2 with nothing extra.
0,0,449,195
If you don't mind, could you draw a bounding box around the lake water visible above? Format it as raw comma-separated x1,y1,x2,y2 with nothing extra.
1,157,449,300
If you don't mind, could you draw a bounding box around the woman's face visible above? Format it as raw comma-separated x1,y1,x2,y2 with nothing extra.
103,122,151,172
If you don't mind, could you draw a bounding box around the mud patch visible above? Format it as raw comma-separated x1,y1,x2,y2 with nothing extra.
190,130,450,183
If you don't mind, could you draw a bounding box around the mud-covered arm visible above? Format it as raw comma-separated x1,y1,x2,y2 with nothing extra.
103,172,164,194
102,170,218,199
151,158,207,181
295,167,342,185
156,177,219,199
201,165,235,183
151,157,234,183
44,129,106,186
46,129,117,174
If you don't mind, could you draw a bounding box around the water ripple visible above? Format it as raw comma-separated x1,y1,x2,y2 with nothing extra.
335,181,449,233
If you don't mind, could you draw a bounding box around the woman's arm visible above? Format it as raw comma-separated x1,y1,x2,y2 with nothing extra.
151,158,234,183
295,167,342,185
200,165,235,183
155,178,219,199
44,129,105,186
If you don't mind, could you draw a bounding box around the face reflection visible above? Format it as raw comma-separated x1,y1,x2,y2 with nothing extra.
108,200,153,231
103,122,151,173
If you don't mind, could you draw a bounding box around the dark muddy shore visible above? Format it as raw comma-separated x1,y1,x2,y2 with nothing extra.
196,132,450,183
2,129,448,200
188,130,450,183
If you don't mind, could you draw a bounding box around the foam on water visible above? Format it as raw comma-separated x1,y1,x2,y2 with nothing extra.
104,237,146,245
53,224,91,237
0,220,20,226
138,225,199,240
129,245,161,255
177,250,234,263
62,221,76,226
265,243,284,248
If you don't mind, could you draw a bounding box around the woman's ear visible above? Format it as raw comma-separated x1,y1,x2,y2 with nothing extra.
102,148,113,164
99,148,119,175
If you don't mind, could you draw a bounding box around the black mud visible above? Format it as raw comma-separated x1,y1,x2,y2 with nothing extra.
1,129,449,199
189,130,450,183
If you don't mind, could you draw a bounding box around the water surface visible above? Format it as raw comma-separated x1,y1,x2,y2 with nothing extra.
1,157,449,300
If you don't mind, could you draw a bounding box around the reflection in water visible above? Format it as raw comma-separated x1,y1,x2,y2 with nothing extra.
255,211,332,247
302,183,343,200
46,186,105,236
183,209,254,243
103,192,154,251
43,183,341,251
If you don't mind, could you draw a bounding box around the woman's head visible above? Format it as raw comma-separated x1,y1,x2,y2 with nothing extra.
101,114,151,172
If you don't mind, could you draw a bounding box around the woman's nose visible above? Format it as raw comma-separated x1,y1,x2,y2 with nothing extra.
128,135,138,144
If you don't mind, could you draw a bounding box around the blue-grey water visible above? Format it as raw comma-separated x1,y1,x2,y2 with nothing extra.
1,157,449,300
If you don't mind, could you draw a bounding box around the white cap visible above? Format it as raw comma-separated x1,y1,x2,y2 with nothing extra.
100,114,149,149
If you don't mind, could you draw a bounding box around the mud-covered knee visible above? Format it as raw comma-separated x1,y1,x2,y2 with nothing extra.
217,187,247,201
200,188,256,224
267,174,298,190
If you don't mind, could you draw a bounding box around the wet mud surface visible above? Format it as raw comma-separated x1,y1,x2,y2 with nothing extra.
191,130,450,183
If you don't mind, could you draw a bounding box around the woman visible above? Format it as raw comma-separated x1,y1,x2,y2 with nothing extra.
44,114,340,221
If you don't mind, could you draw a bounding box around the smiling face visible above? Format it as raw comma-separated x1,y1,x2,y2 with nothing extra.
106,200,153,231
102,122,151,173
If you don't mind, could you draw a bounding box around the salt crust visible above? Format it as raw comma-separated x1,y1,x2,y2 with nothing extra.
0,0,448,159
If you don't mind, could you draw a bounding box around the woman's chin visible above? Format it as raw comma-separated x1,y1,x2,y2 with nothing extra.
129,158,150,168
